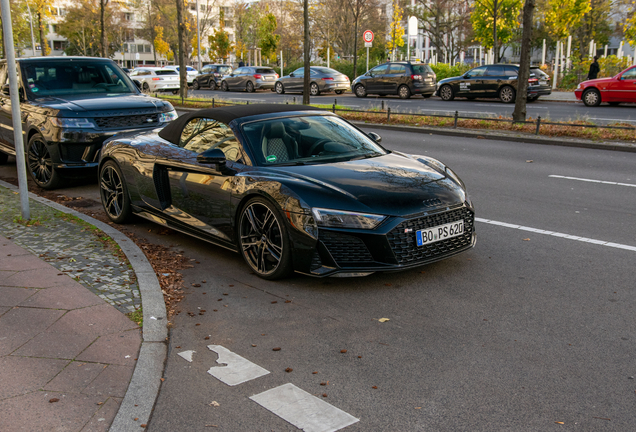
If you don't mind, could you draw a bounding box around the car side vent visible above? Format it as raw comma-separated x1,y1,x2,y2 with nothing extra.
153,166,171,210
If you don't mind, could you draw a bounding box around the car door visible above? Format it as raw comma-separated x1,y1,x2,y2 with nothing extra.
384,63,406,94
225,67,243,90
483,65,507,97
160,117,243,243
608,67,636,103
287,68,304,91
364,64,388,94
456,66,487,97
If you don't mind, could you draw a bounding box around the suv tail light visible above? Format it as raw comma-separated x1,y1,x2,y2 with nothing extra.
253,74,262,79
152,77,163,81
411,74,422,81
528,78,539,85
322,77,333,81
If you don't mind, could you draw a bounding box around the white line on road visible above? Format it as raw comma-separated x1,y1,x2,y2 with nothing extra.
207,345,270,386
588,117,636,123
549,175,636,188
250,383,360,432
475,218,636,252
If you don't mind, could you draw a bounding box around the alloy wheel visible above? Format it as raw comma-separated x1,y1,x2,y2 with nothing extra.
221,81,229,91
310,83,320,96
246,81,255,92
192,80,200,90
583,89,600,107
398,85,411,99
239,202,284,276
100,165,125,220
440,85,453,101
499,86,515,103
275,82,284,94
27,139,53,186
355,85,367,98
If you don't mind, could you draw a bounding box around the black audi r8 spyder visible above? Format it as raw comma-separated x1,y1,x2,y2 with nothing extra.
98,104,475,279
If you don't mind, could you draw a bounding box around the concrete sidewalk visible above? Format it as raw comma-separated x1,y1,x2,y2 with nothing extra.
0,183,167,431
538,91,578,102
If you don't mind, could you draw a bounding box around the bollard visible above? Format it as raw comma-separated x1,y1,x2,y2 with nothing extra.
381,100,385,110
293,97,296,104
387,107,391,123
453,111,459,128
247,100,249,105
334,98,337,106
212,98,215,108
535,116,541,135
332,104,336,113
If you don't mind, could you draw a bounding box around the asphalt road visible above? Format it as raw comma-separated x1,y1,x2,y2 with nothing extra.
188,88,636,125
2,130,635,431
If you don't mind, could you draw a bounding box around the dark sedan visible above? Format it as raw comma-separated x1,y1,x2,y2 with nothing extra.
436,64,551,103
0,57,177,189
275,67,350,96
98,104,475,279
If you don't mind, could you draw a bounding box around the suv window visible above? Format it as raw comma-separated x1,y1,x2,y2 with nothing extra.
255,68,275,74
504,66,518,76
389,64,406,74
466,66,487,77
485,66,504,76
155,70,177,76
369,64,388,75
21,61,136,97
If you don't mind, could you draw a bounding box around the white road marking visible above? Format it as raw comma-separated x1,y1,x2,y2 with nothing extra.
207,345,269,386
588,117,636,123
475,218,636,252
549,175,636,188
250,383,359,432
177,350,195,362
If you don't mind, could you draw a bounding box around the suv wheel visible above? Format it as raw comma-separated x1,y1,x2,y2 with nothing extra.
310,83,320,96
192,80,200,90
100,160,133,224
275,82,285,94
26,133,63,189
398,85,411,99
499,85,516,103
582,89,601,106
221,81,229,92
355,84,367,98
439,85,454,101
142,82,150,93
246,81,255,92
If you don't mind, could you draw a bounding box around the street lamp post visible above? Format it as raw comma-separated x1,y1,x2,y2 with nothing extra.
196,0,201,71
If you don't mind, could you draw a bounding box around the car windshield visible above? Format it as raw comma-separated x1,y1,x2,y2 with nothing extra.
21,61,136,97
242,115,387,166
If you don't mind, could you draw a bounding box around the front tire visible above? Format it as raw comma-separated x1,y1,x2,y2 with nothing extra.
310,82,320,96
354,84,367,98
439,85,454,101
398,85,411,99
238,198,293,280
582,88,601,107
26,133,63,189
246,81,255,93
221,81,229,92
99,160,132,224
275,82,285,94
499,85,516,103
192,80,200,90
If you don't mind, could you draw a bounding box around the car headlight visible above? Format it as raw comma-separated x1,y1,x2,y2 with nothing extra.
311,208,386,230
50,117,95,128
159,110,178,123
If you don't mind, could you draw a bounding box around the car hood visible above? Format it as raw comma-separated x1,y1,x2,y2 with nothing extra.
438,76,461,85
266,153,467,217
581,77,615,86
32,94,173,117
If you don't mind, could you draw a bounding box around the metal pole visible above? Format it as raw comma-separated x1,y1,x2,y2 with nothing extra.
327,46,330,69
366,46,369,72
280,50,283,77
1,0,30,219
25,0,37,55
196,0,201,71
552,41,559,90
541,39,546,66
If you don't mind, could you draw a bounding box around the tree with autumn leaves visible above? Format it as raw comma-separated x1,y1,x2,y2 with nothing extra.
387,0,404,60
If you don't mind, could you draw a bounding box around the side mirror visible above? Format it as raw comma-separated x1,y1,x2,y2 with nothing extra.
197,148,226,167
289,73,295,77
133,80,142,89
367,132,382,143
366,72,373,77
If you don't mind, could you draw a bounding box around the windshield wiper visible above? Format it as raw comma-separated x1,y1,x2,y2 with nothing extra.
349,152,381,161
271,161,307,166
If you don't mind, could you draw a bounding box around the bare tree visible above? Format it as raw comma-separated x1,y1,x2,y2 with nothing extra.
176,0,187,98
512,0,535,122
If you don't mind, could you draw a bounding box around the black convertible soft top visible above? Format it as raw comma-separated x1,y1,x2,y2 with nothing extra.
158,104,325,145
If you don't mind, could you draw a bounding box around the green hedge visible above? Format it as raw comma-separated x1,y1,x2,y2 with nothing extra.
430,63,472,81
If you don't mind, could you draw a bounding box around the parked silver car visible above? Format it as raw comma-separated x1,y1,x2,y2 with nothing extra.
220,67,279,92
275,67,350,96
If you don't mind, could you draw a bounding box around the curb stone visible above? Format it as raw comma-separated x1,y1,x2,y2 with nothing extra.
0,179,167,431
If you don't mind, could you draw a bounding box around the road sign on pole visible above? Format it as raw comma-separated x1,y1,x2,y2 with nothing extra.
363,30,374,43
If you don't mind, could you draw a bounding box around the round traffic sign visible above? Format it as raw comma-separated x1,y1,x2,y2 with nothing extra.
363,30,374,43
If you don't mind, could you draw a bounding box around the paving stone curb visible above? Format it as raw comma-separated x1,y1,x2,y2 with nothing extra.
0,179,167,431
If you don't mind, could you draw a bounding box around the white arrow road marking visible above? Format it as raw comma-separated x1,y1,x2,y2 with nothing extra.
207,345,270,386
250,383,359,432
177,350,195,362
475,218,636,252
549,175,636,188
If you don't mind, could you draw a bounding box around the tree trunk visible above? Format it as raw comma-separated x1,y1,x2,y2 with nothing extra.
512,0,535,122
352,4,358,80
101,0,106,57
37,12,46,56
493,0,498,62
302,0,310,104
176,0,188,98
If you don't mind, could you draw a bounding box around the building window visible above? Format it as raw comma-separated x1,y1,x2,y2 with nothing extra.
53,40,67,50
50,24,58,33
189,3,196,11
145,45,151,53
125,12,134,21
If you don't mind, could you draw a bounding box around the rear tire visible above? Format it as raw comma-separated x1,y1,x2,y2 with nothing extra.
582,88,601,107
354,84,367,98
439,85,454,101
499,85,516,103
99,160,132,224
398,85,411,99
310,82,320,96
335,90,343,95
26,133,63,190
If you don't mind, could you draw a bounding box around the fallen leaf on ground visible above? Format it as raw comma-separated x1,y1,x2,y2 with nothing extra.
322,393,328,397
273,347,281,351
378,318,390,323
555,421,564,424
49,398,59,403
526,160,533,163
285,368,293,372
340,349,347,353
372,386,377,389
209,401,220,407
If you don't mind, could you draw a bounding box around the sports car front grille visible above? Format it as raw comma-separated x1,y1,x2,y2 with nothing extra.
387,206,474,265
94,114,160,130
320,230,374,265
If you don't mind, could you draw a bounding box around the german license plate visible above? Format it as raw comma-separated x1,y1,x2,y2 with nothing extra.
539,80,547,85
416,220,464,246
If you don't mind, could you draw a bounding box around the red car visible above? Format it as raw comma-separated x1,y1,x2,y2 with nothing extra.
575,65,636,106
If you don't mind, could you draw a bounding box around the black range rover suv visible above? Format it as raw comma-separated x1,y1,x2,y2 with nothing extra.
0,57,177,189
351,62,437,99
